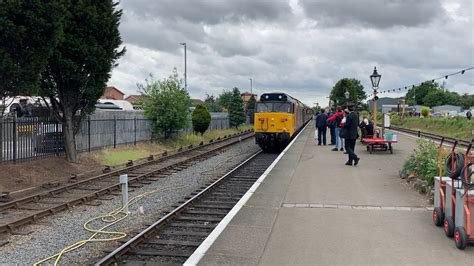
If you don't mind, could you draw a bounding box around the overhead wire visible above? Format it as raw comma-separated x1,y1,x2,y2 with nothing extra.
367,67,473,97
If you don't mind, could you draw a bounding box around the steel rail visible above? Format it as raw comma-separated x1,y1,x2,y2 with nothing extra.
0,130,252,211
389,126,472,147
0,131,254,234
95,150,264,265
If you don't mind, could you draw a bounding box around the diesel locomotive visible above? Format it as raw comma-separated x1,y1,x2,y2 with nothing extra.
254,93,312,151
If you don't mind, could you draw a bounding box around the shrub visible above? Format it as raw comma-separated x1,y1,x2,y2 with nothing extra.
403,139,448,184
139,70,191,138
421,106,430,117
192,104,211,135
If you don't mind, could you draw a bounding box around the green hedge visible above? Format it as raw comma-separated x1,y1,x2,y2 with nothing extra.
403,139,448,184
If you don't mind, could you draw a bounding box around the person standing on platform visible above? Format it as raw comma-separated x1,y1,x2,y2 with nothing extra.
327,107,336,145
315,109,328,145
343,106,360,166
327,106,344,152
467,110,472,120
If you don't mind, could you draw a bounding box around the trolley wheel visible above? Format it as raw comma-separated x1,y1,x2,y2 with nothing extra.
444,216,455,237
433,207,444,226
454,227,467,250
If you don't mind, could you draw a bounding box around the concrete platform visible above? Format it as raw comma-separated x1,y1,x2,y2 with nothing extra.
188,122,474,265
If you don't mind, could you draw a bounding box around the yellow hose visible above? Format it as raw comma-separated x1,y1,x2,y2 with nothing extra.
33,185,184,266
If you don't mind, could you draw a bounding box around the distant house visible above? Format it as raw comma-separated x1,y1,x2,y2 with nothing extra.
381,104,409,114
368,97,402,108
241,92,257,109
125,95,148,104
432,105,462,114
101,86,124,100
191,99,205,106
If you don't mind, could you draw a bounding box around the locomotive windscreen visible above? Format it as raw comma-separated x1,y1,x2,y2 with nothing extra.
260,93,288,102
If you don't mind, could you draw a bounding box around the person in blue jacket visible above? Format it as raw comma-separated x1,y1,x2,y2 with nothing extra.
315,109,328,145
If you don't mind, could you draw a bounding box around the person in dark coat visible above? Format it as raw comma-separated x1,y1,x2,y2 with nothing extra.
327,107,336,145
359,117,374,139
343,106,360,166
315,109,328,145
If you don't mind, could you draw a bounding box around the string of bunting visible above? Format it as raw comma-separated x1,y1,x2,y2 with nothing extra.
367,67,473,98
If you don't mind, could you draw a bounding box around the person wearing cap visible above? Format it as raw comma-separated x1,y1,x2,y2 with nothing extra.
343,105,360,166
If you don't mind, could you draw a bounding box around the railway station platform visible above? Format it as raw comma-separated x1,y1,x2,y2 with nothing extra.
186,121,474,265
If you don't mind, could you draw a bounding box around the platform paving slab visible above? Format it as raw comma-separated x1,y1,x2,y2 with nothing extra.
197,123,474,265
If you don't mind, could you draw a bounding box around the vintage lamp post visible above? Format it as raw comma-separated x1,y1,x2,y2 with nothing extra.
370,67,381,138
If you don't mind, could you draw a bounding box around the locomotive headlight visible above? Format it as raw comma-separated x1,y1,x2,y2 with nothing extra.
271,118,274,121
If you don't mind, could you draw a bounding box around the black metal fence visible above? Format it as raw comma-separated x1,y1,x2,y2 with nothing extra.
0,117,63,163
0,115,231,164
0,117,153,164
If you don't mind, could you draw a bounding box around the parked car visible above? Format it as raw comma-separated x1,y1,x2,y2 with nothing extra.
35,123,65,154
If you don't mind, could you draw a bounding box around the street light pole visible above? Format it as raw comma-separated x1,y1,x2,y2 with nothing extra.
179,42,187,90
370,67,381,138
249,78,253,94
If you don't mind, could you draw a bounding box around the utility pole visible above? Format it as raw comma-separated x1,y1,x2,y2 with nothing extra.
179,42,187,90
249,78,253,94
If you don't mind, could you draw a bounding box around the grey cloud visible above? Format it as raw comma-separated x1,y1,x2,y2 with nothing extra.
109,0,473,106
120,0,292,25
299,0,446,28
119,14,207,53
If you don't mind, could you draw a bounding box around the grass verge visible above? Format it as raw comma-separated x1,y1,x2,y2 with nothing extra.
391,116,473,141
97,124,253,166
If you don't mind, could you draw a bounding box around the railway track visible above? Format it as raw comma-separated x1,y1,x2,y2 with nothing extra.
95,151,278,265
389,126,472,147
0,131,254,235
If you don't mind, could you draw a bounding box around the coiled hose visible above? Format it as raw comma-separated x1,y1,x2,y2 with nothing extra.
445,152,464,180
461,163,473,189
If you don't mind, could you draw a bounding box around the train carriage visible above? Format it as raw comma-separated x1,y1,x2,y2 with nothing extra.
254,93,312,151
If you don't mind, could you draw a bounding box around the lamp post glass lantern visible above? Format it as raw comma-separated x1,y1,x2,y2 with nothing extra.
344,89,349,99
370,67,381,89
370,66,381,138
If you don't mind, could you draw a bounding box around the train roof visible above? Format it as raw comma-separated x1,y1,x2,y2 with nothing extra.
259,92,308,108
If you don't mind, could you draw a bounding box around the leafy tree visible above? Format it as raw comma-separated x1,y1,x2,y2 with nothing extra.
460,93,474,109
139,70,191,138
0,1,64,113
405,81,438,106
38,0,125,162
421,87,465,108
192,104,211,135
246,94,256,124
228,87,245,128
204,94,221,112
217,90,233,111
329,78,367,107
423,90,447,107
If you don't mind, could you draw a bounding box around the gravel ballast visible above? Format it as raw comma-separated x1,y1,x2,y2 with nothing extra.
0,139,261,265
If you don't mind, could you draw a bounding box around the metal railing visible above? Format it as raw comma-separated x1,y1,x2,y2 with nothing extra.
389,126,472,147
1,116,232,164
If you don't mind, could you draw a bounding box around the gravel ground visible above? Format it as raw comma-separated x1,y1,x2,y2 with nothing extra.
0,139,261,265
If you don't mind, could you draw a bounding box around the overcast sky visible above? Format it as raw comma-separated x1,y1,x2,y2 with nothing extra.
109,0,473,106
